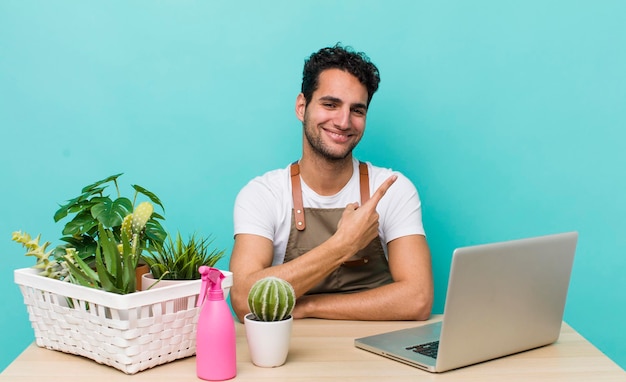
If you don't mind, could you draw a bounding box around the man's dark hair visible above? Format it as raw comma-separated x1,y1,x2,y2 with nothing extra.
301,43,380,107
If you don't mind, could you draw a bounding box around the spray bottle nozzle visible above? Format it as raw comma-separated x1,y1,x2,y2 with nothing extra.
197,266,225,306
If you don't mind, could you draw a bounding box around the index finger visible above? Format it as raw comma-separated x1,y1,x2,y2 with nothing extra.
367,174,398,207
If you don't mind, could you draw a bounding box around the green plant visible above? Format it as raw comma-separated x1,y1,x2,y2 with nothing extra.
12,173,168,294
247,277,296,321
65,201,154,294
142,232,225,280
11,231,70,280
52,173,167,263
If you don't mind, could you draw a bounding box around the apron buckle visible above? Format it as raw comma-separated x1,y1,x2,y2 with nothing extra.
342,256,370,267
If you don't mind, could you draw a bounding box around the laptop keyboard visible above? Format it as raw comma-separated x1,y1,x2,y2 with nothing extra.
406,341,439,359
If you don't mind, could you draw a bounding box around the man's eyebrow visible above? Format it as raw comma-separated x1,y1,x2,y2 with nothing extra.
318,96,368,111
352,102,368,111
319,95,343,104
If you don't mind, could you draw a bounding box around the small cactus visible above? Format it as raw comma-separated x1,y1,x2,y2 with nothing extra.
131,201,153,234
247,277,296,321
121,214,133,239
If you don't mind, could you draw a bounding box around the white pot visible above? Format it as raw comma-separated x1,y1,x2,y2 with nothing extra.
141,272,233,313
141,273,197,312
244,313,293,367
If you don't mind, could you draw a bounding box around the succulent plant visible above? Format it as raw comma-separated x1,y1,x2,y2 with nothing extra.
142,232,225,281
247,277,296,322
11,231,71,280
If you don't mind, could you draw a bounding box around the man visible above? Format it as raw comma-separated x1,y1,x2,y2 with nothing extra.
230,44,433,322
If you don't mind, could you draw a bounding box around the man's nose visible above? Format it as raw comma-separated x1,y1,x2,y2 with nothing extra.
334,107,350,129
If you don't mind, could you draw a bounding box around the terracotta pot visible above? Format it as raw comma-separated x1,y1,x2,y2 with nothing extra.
135,263,150,292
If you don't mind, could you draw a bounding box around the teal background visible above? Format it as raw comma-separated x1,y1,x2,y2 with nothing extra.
1,0,624,372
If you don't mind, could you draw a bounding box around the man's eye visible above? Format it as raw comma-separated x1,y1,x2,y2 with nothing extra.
352,109,366,116
324,103,336,108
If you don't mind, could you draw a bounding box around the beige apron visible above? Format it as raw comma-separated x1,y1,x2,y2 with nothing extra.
284,162,393,295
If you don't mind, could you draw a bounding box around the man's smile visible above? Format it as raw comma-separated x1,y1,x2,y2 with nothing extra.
322,127,353,143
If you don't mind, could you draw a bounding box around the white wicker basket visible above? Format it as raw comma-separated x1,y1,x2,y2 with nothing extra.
14,267,233,374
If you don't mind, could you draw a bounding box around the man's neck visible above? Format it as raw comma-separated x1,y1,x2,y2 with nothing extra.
298,154,354,196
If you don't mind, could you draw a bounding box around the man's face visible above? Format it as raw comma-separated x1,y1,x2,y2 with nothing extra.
297,68,369,161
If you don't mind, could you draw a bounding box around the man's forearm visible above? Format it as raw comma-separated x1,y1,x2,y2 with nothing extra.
230,234,361,322
255,235,358,297
292,280,433,321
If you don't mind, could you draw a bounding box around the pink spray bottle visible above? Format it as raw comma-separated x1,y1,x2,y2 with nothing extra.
196,266,236,380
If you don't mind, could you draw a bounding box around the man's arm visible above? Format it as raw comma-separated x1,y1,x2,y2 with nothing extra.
230,232,353,322
291,234,433,321
229,175,399,322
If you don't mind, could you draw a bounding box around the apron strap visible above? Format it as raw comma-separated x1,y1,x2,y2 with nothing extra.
290,162,306,231
359,161,370,204
290,161,370,232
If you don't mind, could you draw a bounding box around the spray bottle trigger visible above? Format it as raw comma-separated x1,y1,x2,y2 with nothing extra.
197,266,225,306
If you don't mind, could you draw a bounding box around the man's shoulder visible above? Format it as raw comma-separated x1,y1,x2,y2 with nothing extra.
359,160,418,200
237,165,291,199
249,166,290,187
362,160,410,182
363,161,393,175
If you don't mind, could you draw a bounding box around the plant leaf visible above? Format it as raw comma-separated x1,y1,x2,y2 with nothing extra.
144,219,167,246
95,225,124,293
121,231,138,292
53,196,81,222
65,252,99,288
56,235,98,261
132,184,164,211
151,211,165,220
99,225,120,276
81,173,123,193
66,199,97,214
54,195,95,222
91,197,133,228
95,246,121,294
61,211,99,236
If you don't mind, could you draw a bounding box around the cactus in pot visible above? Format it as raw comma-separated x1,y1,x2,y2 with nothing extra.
244,276,296,367
247,277,296,321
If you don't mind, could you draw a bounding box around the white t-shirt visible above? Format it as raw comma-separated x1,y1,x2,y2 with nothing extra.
233,158,425,265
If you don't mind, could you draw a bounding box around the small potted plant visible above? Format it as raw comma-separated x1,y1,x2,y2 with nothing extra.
142,232,225,282
244,276,296,367
140,232,227,311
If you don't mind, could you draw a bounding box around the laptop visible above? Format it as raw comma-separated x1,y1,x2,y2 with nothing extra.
354,231,578,373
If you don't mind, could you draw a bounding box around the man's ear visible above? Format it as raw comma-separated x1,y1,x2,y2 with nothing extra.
295,93,306,122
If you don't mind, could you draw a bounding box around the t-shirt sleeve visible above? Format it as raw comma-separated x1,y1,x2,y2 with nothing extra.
377,172,426,243
233,177,279,241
